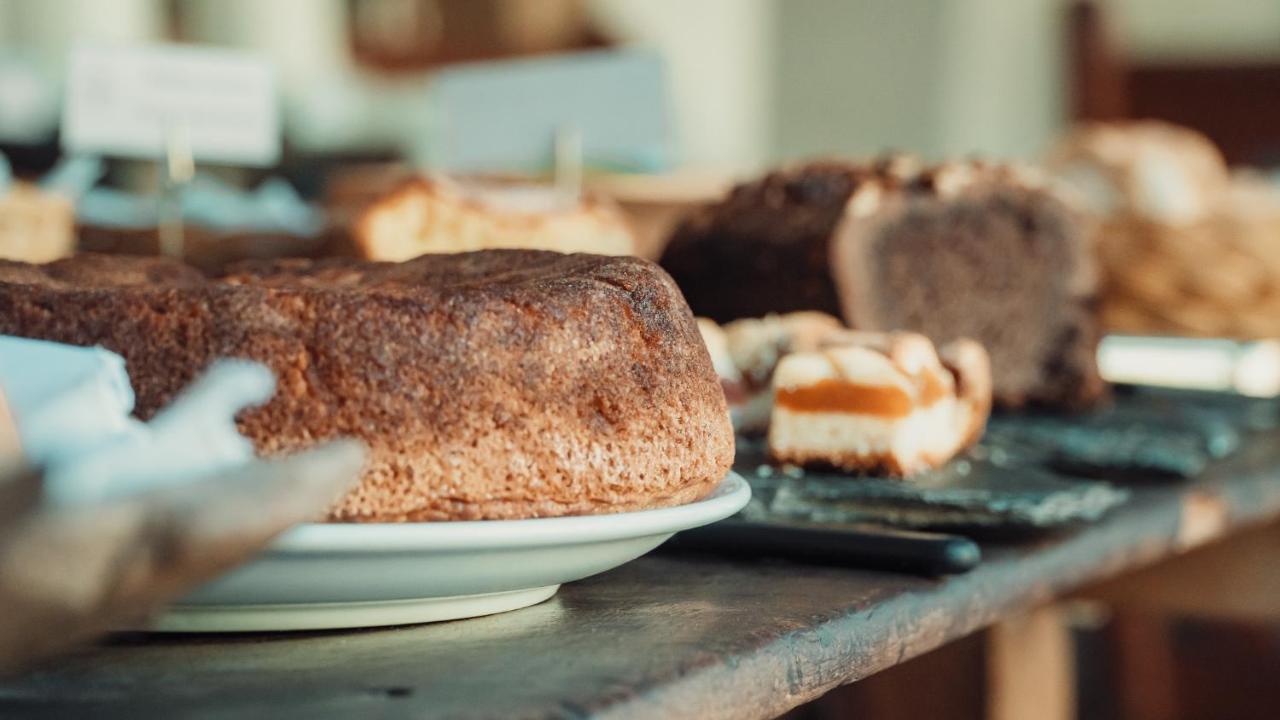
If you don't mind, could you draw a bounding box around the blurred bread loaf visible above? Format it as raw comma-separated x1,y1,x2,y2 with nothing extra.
665,157,1103,409
697,311,844,434
350,176,636,260
0,184,75,264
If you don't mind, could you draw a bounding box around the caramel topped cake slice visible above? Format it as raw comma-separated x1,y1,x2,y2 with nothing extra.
768,331,991,476
695,311,844,434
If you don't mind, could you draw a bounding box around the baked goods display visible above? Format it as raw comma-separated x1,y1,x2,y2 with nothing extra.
0,183,75,264
348,176,637,261
664,157,1105,409
768,331,991,476
0,250,734,522
1048,121,1229,225
1049,121,1280,338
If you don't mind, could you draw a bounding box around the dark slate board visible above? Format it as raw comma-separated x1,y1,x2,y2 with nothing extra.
736,441,1129,532
729,388,1275,533
986,386,1278,482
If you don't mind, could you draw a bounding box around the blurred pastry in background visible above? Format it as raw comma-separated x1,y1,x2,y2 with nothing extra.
661,161,869,322
1047,120,1229,225
585,171,731,260
1049,121,1280,339
665,157,1103,410
347,175,636,260
0,183,75,264
76,175,328,274
695,317,747,418
697,312,844,434
768,331,991,477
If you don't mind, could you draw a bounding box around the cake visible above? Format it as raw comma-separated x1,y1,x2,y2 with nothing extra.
1049,121,1280,338
349,176,637,261
663,157,1104,409
707,312,844,433
768,331,991,476
0,251,733,522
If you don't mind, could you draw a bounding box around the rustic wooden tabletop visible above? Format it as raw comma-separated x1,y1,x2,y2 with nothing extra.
2,422,1279,719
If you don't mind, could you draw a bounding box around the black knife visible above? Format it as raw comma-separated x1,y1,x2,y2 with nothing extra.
664,520,981,575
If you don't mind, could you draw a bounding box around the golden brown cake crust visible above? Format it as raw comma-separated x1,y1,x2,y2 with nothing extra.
0,251,734,522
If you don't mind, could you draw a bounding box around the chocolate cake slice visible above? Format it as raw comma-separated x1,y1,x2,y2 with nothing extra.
660,163,874,322
0,251,734,522
662,157,1104,409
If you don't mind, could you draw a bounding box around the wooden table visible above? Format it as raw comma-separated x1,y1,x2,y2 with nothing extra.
3,431,1280,719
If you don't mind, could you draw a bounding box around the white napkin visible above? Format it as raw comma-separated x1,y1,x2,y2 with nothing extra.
0,336,277,505
0,335,136,464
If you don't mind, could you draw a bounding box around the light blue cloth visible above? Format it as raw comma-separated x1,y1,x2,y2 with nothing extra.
76,174,323,236
0,336,277,504
0,335,136,464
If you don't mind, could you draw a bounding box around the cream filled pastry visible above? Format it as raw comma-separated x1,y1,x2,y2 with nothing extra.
768,331,990,476
715,311,844,433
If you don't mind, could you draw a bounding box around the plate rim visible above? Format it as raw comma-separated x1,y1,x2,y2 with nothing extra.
266,471,750,554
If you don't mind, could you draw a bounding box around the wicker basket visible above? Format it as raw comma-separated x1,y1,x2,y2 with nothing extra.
1099,176,1280,339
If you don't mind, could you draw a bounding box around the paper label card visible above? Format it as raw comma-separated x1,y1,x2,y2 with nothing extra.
430,49,673,174
61,44,279,167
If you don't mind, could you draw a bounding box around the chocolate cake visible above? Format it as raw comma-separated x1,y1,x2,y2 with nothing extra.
660,162,873,322
662,158,1104,409
0,251,734,522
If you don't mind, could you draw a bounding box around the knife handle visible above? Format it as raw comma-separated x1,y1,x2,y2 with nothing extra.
666,520,981,575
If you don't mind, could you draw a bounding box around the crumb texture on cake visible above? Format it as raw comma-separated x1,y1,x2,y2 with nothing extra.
0,251,733,522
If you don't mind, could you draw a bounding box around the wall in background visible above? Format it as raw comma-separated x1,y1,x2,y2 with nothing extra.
590,0,775,173
2,0,1279,170
1112,0,1280,61
773,0,944,161
773,0,1067,163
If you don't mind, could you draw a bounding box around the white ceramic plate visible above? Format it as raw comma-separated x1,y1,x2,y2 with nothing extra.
152,472,750,632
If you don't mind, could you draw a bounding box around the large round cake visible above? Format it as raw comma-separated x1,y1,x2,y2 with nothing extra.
0,251,734,521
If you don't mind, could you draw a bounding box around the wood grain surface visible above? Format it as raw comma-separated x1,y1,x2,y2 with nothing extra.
3,429,1280,719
